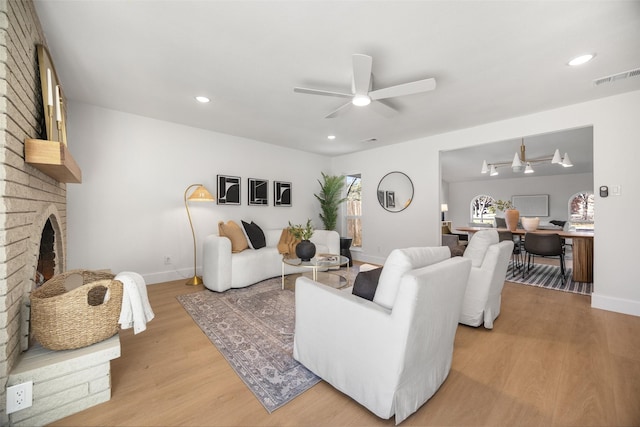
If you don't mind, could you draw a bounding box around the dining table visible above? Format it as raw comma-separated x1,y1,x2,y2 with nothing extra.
456,227,594,283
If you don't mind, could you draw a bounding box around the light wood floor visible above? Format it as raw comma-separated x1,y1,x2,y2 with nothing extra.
50,272,640,426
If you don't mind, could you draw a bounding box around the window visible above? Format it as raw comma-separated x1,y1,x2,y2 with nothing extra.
568,191,594,231
470,194,496,225
345,174,362,247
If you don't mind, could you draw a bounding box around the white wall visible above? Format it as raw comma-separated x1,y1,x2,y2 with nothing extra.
445,173,593,229
66,103,330,284
332,90,640,316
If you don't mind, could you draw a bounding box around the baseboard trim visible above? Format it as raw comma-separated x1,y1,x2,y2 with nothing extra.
144,268,192,285
591,292,640,317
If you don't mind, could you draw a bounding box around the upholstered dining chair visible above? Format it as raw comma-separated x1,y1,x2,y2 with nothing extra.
522,232,566,282
498,230,522,275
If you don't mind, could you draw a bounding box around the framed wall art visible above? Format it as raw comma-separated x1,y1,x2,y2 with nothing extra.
511,194,549,217
217,175,241,205
274,181,291,207
248,178,268,206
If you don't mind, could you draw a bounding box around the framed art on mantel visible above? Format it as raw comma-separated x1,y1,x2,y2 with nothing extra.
217,175,241,205
274,181,291,206
248,178,268,206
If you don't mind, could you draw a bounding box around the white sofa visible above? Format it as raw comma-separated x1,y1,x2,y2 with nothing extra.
294,247,472,424
459,229,514,329
202,228,340,292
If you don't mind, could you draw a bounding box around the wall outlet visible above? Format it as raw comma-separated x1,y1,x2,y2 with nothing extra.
164,256,172,265
6,381,33,414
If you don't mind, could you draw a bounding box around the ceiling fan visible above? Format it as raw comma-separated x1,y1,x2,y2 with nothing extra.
294,54,436,118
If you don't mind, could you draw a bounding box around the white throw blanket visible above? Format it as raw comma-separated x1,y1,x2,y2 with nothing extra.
116,271,155,334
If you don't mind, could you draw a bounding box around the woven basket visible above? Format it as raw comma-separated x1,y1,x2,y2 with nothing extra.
30,270,123,351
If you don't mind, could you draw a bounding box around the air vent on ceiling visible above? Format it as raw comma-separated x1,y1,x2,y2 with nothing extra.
593,68,640,86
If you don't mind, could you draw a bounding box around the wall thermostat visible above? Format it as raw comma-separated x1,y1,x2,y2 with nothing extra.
599,186,608,197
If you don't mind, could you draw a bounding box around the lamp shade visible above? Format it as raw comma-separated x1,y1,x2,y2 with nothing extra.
524,162,534,174
562,153,573,167
441,203,448,212
187,185,215,202
490,165,499,176
551,149,562,164
481,160,489,174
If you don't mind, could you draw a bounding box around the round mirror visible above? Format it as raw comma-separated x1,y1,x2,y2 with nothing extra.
377,171,414,212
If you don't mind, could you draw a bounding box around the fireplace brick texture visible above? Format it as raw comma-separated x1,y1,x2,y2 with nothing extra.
0,1,67,423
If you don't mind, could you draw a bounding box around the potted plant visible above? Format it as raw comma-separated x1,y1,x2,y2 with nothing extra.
288,219,315,261
489,199,519,231
314,172,347,231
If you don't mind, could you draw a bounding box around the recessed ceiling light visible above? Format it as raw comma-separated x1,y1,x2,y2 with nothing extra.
195,96,210,103
568,54,595,66
327,135,336,140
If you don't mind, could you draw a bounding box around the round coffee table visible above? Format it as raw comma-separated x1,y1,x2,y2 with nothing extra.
281,253,350,290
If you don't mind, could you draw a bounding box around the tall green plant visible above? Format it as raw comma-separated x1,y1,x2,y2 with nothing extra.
314,172,347,231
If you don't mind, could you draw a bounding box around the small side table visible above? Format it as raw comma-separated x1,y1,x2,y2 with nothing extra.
340,237,353,267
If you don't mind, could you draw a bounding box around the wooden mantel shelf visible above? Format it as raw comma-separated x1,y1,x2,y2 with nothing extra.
25,138,82,183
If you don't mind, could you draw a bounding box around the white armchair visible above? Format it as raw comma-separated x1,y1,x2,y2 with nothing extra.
293,247,472,424
459,229,514,329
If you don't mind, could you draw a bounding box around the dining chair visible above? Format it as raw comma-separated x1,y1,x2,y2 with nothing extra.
522,232,566,282
498,230,522,275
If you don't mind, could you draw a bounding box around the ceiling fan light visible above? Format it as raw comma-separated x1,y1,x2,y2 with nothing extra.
551,149,562,164
524,162,534,174
562,153,573,167
352,94,371,106
490,165,499,176
481,160,489,174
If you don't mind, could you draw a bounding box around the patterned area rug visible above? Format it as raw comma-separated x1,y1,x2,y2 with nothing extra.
506,263,592,295
177,277,320,413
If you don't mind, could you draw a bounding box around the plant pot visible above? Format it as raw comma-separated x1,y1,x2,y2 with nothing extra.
521,216,540,232
504,209,520,232
296,240,316,261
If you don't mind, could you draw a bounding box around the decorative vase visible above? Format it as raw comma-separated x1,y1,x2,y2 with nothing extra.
296,240,316,261
521,217,540,232
504,209,520,231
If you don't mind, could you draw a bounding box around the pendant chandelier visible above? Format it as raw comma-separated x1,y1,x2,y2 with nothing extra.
481,138,572,176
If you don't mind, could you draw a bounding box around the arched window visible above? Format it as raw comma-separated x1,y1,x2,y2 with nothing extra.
470,194,495,225
568,191,594,231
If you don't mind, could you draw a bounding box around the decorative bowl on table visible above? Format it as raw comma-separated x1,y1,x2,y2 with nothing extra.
521,217,540,232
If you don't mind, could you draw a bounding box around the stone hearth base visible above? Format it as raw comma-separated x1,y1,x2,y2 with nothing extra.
7,335,120,426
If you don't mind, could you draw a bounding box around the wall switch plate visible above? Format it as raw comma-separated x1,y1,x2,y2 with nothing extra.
6,381,33,414
611,185,621,196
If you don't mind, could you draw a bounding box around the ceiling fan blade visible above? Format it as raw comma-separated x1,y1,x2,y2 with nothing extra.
370,100,399,118
369,77,436,100
352,54,373,95
325,102,352,119
294,87,352,98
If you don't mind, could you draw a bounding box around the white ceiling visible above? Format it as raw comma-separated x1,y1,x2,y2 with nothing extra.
440,126,593,183
34,1,640,159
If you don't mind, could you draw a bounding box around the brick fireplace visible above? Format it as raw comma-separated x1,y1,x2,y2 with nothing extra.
0,3,121,426
0,1,67,424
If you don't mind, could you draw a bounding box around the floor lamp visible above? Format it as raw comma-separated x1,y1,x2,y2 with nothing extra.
184,184,214,285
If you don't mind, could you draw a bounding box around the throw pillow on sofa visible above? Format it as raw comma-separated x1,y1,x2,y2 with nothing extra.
241,220,266,249
352,267,382,301
277,228,299,258
218,220,249,253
